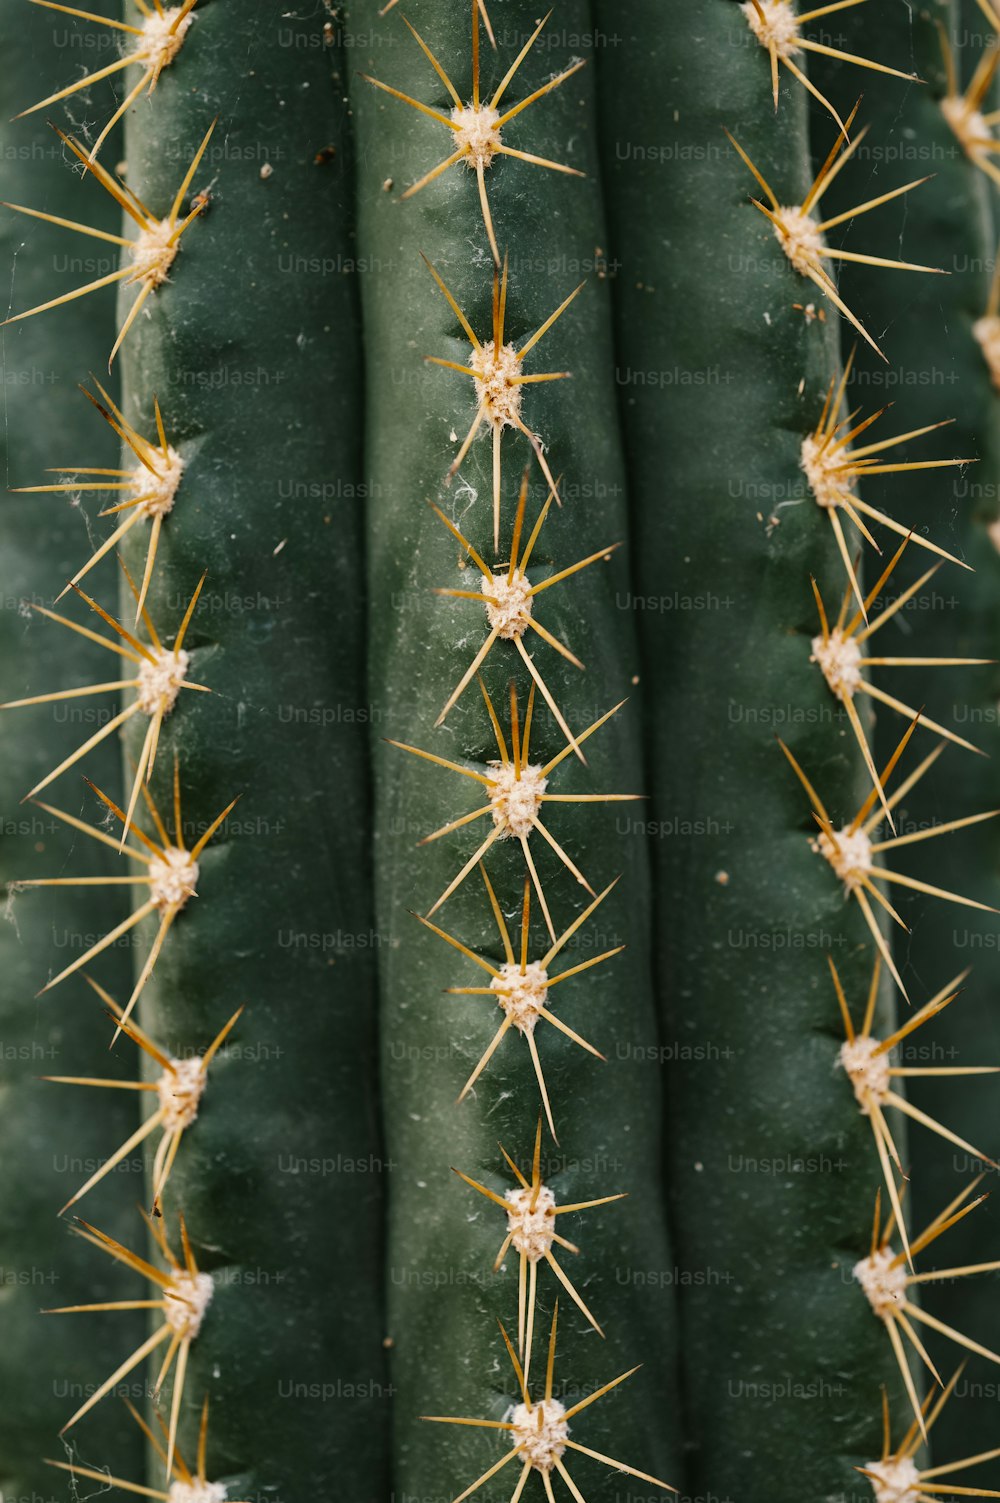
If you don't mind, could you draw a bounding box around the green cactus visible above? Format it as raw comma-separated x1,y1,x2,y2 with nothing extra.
344,1,683,1495
592,2,930,1496
810,0,1000,1479
0,3,146,1490
109,6,390,1495
6,1,1000,1500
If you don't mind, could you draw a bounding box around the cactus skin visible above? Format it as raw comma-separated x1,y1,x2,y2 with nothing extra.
593,2,906,1495
344,0,684,1495
114,5,388,1497
813,0,1000,1475
0,3,146,1490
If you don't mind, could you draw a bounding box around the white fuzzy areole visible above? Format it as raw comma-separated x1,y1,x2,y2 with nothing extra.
741,0,799,56
132,444,185,520
974,313,1000,391
470,339,524,429
451,102,502,168
483,570,532,637
137,7,194,70
158,1055,206,1131
509,1398,569,1471
488,762,547,839
774,204,825,278
130,218,179,288
854,1246,906,1319
813,823,872,892
839,1034,890,1112
149,847,199,911
505,1183,557,1261
491,959,548,1033
163,1269,213,1338
941,94,996,161
811,629,862,699
801,431,848,511
169,1482,227,1503
864,1455,921,1503
137,646,189,717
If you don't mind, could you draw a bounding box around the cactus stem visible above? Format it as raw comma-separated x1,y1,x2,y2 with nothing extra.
803,351,972,618
939,14,1000,190
47,1393,234,1503
809,545,989,817
424,254,580,546
740,0,918,129
1,568,207,839
430,473,617,757
857,1367,1000,1501
42,974,241,1214
423,1305,676,1499
1,120,214,367
415,865,620,1134
13,380,186,618
14,0,198,163
390,683,639,940
22,759,236,1034
726,107,943,361
453,1115,625,1382
831,955,997,1270
779,729,1000,1001
46,1210,210,1477
856,1182,1000,1439
364,4,585,264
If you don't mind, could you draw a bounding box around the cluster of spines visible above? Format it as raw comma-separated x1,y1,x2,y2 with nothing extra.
2,1,240,1493
367,3,674,1496
738,1,1000,1491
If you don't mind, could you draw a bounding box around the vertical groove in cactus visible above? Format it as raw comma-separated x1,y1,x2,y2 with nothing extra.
111,5,388,1495
593,3,906,1495
344,0,684,1493
812,0,1000,1476
0,1,145,1488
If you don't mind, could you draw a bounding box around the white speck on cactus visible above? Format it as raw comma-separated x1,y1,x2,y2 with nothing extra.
811,629,862,699
491,960,548,1033
509,1398,569,1471
839,1034,890,1111
134,444,185,520
505,1183,557,1262
741,0,799,57
471,339,525,429
149,847,200,911
864,1455,921,1503
169,1483,227,1503
800,432,845,512
163,1269,214,1339
772,205,827,278
941,94,998,166
158,1055,208,1131
488,761,547,839
854,1247,906,1319
451,102,503,169
130,219,181,288
483,568,532,637
813,823,872,891
137,646,190,717
140,6,195,73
